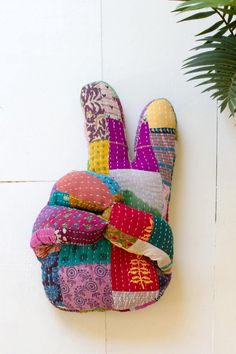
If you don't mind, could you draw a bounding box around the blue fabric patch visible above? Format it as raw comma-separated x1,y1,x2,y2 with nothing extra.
41,252,64,306
85,171,121,195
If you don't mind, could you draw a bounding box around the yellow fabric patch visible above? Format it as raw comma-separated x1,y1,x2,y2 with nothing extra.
147,99,176,129
69,195,102,212
89,140,109,175
102,207,112,222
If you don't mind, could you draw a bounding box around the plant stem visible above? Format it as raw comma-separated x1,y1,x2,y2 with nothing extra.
213,7,235,36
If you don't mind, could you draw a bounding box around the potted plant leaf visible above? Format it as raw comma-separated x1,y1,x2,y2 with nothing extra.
174,0,236,117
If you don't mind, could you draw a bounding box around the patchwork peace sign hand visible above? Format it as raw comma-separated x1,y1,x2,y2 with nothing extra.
31,81,177,312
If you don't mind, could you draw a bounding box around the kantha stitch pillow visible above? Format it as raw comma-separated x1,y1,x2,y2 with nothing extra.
31,81,177,312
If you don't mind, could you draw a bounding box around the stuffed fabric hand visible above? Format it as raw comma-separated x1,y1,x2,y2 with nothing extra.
31,81,177,312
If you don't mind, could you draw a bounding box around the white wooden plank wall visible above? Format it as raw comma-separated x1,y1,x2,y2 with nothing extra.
0,1,235,354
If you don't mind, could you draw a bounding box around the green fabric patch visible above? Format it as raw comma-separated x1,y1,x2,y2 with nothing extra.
122,190,161,216
149,216,173,259
58,238,111,267
48,191,70,207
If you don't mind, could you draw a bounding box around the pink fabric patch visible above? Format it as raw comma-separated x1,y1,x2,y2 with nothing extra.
56,171,113,211
30,228,56,248
59,264,113,311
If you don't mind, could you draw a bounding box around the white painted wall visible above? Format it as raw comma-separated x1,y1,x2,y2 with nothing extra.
0,1,235,354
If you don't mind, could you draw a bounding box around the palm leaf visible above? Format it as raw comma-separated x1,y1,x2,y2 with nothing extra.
178,11,215,22
184,36,236,116
174,1,236,116
196,20,224,36
174,0,236,12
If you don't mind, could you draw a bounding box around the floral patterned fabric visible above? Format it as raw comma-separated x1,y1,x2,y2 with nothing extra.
59,264,113,311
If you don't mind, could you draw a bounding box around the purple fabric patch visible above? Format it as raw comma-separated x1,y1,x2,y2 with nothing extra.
108,118,130,170
157,273,172,300
107,118,127,145
59,264,113,311
33,206,107,243
33,206,104,232
109,143,130,170
135,121,150,149
132,122,159,172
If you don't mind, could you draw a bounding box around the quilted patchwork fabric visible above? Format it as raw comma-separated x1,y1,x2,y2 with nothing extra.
31,81,177,312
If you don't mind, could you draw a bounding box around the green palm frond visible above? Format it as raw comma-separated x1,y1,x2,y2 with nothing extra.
175,0,236,12
174,0,236,116
184,36,236,115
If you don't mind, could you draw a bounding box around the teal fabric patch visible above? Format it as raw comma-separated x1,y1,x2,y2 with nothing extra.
85,171,121,195
153,146,175,152
149,216,173,259
58,238,111,267
158,163,173,170
48,191,70,207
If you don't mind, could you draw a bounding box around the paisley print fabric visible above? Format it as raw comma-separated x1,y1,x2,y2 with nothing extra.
59,264,113,311
81,83,109,142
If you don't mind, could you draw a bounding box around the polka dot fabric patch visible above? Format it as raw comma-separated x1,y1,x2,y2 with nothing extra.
31,81,177,312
